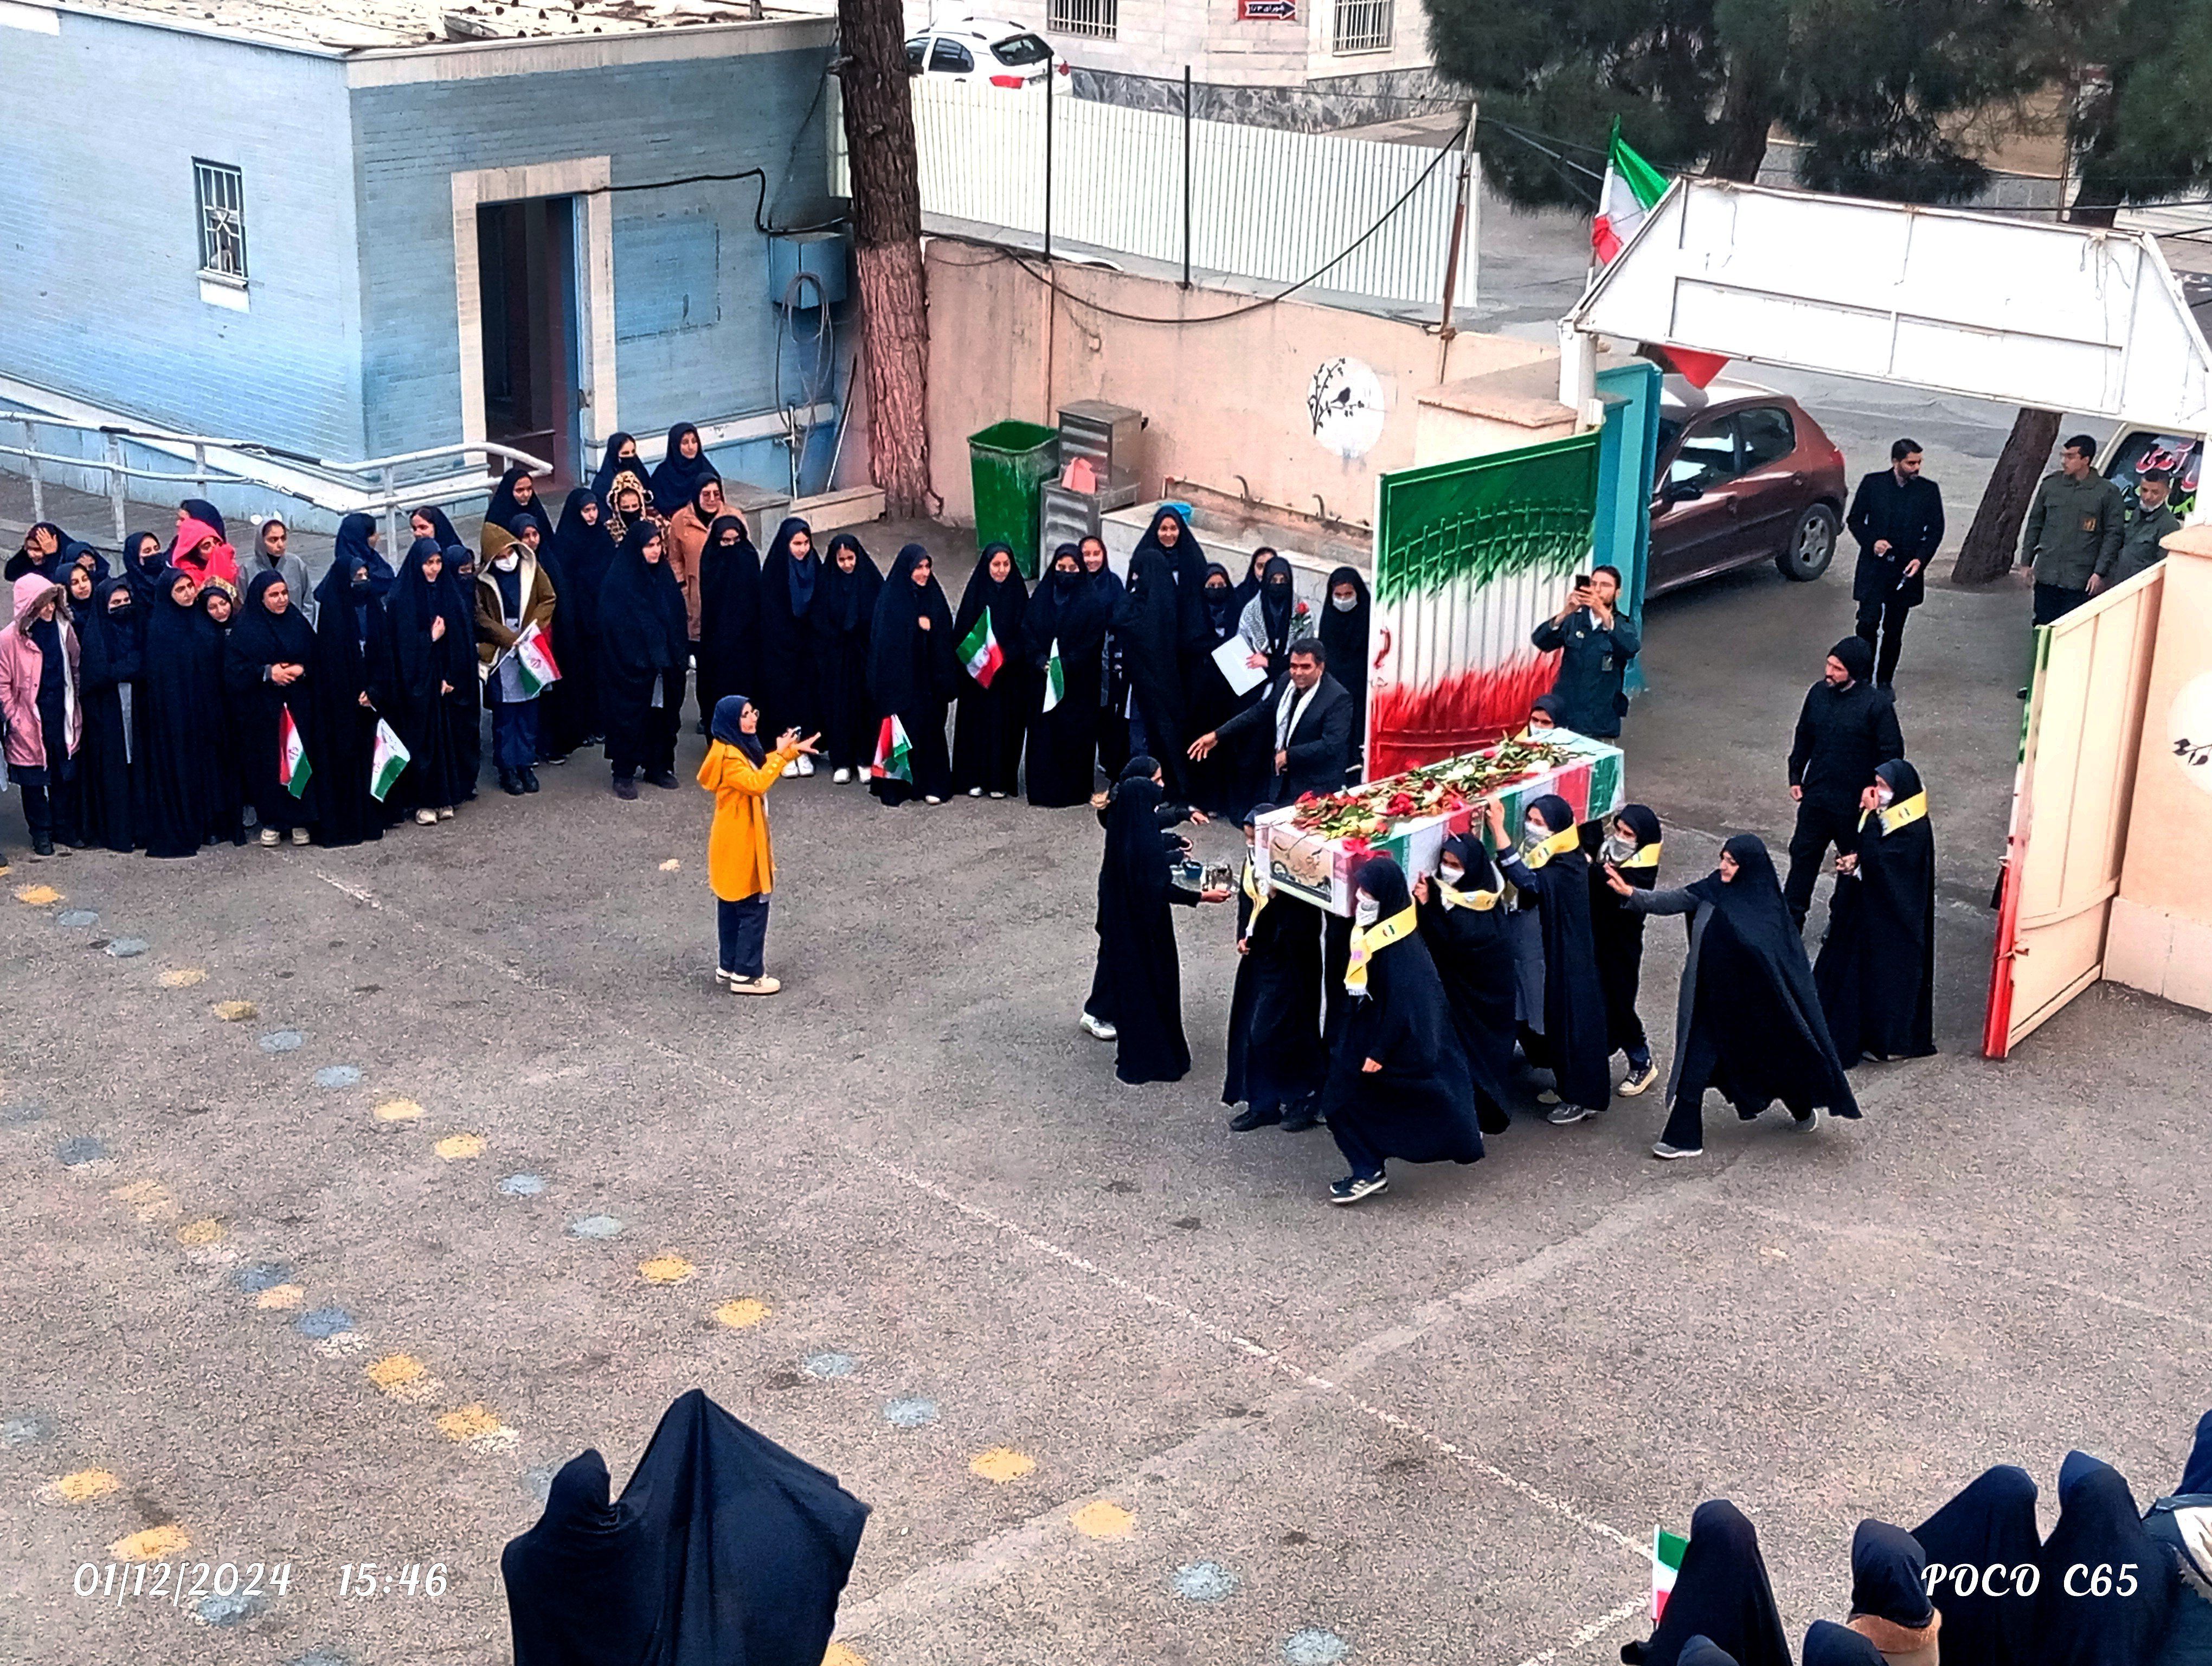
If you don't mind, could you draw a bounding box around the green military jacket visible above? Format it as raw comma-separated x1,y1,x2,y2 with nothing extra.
2021,470,2125,590
2101,501,2181,585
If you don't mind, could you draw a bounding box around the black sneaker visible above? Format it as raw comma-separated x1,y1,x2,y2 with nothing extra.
32,834,56,858
520,768,541,793
1229,1107,1282,1133
500,770,525,796
646,770,681,790
613,776,639,801
1279,1100,1322,1133
1328,1173,1388,1206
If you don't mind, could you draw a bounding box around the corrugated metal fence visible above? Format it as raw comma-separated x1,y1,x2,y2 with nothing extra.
837,79,1477,310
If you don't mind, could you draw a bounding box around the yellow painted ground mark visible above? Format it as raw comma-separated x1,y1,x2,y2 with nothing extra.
110,1180,179,1223
112,1525,190,1562
434,1404,518,1453
42,1470,120,1503
823,1645,868,1666
969,1448,1037,1484
255,1284,305,1311
176,1219,224,1247
639,1255,696,1285
13,884,62,906
365,1354,437,1403
1070,1500,1134,1539
659,858,681,872
373,1098,425,1123
210,999,258,1022
713,1298,772,1329
433,1133,485,1160
157,968,208,989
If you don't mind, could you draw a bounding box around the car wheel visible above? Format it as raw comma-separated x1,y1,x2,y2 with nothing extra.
1776,503,1838,581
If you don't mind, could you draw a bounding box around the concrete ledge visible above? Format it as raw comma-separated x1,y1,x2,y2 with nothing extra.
791,485,885,534
2106,895,2212,1015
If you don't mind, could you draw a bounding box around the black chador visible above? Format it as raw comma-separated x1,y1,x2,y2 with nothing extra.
136,569,224,858
1586,803,1663,1083
866,545,957,806
369,540,476,813
1023,545,1111,808
74,577,140,852
1091,758,1201,1085
695,514,760,733
1414,834,1517,1135
1221,804,1325,1127
1816,759,1937,1065
814,534,884,778
1493,793,1613,1116
1110,548,1189,799
949,543,1031,797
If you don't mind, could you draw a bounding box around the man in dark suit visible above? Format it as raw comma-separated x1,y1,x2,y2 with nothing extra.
1188,636,1353,802
1844,438,1945,685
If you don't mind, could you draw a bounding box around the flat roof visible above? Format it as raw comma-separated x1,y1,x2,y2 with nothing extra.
52,0,821,52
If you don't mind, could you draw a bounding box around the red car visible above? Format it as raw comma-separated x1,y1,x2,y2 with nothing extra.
1649,381,1849,594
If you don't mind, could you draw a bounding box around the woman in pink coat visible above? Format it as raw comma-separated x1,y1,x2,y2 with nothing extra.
1,573,82,857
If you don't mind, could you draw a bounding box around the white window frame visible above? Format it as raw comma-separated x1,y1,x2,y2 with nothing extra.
1331,0,1393,54
193,159,248,284
1047,0,1116,41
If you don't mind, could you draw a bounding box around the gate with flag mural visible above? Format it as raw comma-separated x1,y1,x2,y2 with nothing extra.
1366,433,1603,779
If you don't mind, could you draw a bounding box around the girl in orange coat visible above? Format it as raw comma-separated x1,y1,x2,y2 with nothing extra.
699,694,818,994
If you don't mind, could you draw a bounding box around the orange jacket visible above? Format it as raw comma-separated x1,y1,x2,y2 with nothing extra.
698,738,799,900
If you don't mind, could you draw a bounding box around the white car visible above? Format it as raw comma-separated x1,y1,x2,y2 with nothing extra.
904,18,1069,87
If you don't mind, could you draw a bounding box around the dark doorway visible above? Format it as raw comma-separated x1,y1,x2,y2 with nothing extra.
477,197,580,484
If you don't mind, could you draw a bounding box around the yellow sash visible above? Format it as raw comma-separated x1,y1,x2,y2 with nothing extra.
1345,905,1419,993
1240,858,1270,923
1616,841,1662,871
1519,825,1583,870
1858,791,1929,837
1437,877,1503,911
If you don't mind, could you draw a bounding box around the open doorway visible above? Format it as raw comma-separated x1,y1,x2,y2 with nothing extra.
476,197,580,483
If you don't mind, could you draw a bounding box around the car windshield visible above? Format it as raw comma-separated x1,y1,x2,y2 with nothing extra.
1654,418,1683,484
992,32,1051,64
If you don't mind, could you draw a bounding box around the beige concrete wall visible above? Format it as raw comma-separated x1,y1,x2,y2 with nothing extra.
2107,530,2212,1014
974,0,1429,86
923,242,1551,524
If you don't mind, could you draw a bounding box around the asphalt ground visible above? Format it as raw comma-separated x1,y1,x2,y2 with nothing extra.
4,484,2209,1666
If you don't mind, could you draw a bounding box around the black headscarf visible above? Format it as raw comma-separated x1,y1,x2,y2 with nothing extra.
1232,546,1271,613
137,568,225,858
591,432,639,505
499,1389,869,1666
229,566,318,670
551,489,618,626
120,532,166,610
8,522,70,583
1682,834,1861,1118
411,504,464,550
597,523,691,678
383,539,474,695
180,498,226,539
314,539,376,651
79,575,140,692
1132,505,1212,651
646,422,718,513
1199,562,1238,641
1529,691,1570,731
867,544,956,715
1027,543,1114,663
1911,1465,2040,1666
1113,547,1182,695
1501,792,1612,1110
763,517,818,616
1319,565,1371,690
1849,1519,1934,1629
485,467,553,543
1802,1622,1883,1666
954,543,1030,678
1255,555,1298,657
711,694,766,766
333,511,396,602
1419,830,1515,1132
1622,1501,1791,1666
1816,755,1936,1065
815,533,883,637
2183,1409,2212,1495
2033,1453,2176,1666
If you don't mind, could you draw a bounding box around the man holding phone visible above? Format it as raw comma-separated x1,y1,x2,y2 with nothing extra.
1529,565,1637,739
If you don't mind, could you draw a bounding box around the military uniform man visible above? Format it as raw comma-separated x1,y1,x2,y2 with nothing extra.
2020,433,2125,624
2093,469,2182,592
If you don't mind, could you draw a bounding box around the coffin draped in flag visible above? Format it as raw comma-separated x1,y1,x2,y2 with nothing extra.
870,714,912,783
278,703,312,798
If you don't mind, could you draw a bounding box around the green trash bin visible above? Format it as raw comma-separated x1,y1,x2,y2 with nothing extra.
967,420,1059,578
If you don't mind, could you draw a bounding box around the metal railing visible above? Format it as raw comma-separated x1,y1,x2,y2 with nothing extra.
0,409,549,556
1047,0,1116,39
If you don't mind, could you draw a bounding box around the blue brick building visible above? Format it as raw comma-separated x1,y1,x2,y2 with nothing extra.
0,0,846,529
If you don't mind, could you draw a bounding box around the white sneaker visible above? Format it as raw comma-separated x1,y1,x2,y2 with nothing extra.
415,809,437,826
781,761,799,778
436,806,454,821
1791,1105,1824,1135
1079,1012,1117,1041
832,767,852,785
924,794,944,805
988,791,1007,799
1618,1062,1661,1097
796,755,815,777
259,827,281,848
1651,1141,1703,1160
968,786,983,798
290,826,310,846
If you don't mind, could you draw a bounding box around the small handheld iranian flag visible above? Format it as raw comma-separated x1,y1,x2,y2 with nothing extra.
512,620,562,696
871,714,912,783
278,704,312,798
1041,637,1065,713
957,607,1004,688
1651,1526,1689,1622
369,718,411,802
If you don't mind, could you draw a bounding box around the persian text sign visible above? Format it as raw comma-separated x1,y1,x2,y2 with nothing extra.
1238,0,1296,16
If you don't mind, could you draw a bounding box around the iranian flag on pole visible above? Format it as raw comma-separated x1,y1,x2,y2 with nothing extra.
512,620,562,696
871,715,912,783
369,718,411,802
1041,637,1066,713
278,704,312,798
1651,1527,1689,1621
958,608,1004,688
1592,120,1728,387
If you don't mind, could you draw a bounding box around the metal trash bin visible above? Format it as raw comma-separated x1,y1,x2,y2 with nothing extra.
967,420,1059,578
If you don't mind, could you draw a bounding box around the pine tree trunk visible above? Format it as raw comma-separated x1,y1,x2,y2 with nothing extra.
838,0,935,517
1708,72,1776,183
1952,409,2060,583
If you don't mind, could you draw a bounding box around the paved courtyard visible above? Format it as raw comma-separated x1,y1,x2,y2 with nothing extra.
4,522,2207,1666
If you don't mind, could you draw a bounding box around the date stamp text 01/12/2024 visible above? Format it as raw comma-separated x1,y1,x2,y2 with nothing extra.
72,1561,451,1604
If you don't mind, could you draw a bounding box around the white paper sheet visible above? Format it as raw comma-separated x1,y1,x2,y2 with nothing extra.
1212,637,1269,697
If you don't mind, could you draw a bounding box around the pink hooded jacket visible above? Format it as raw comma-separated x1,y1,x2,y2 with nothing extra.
0,573,82,770
171,516,240,590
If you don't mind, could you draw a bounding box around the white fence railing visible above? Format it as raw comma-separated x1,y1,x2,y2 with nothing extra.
840,79,1477,311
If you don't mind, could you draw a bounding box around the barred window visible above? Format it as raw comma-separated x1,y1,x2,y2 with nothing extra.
1047,0,1116,40
1332,0,1393,53
194,159,248,281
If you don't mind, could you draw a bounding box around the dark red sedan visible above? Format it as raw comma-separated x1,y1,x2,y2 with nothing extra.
1649,381,1850,594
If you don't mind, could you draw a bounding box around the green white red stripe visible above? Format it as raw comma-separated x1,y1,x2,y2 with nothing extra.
279,704,312,798
512,620,561,697
370,719,411,802
959,608,1004,687
1652,1527,1688,1621
1592,120,1726,386
1041,637,1065,713
871,715,912,783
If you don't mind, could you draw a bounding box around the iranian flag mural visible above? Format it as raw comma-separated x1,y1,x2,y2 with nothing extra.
1366,432,1603,780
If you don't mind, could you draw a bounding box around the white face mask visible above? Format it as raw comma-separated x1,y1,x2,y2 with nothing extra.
494,553,520,572
1603,834,1638,864
1331,593,1359,612
1875,782,1895,807
1522,819,1549,851
1437,864,1465,888
1354,895,1380,927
